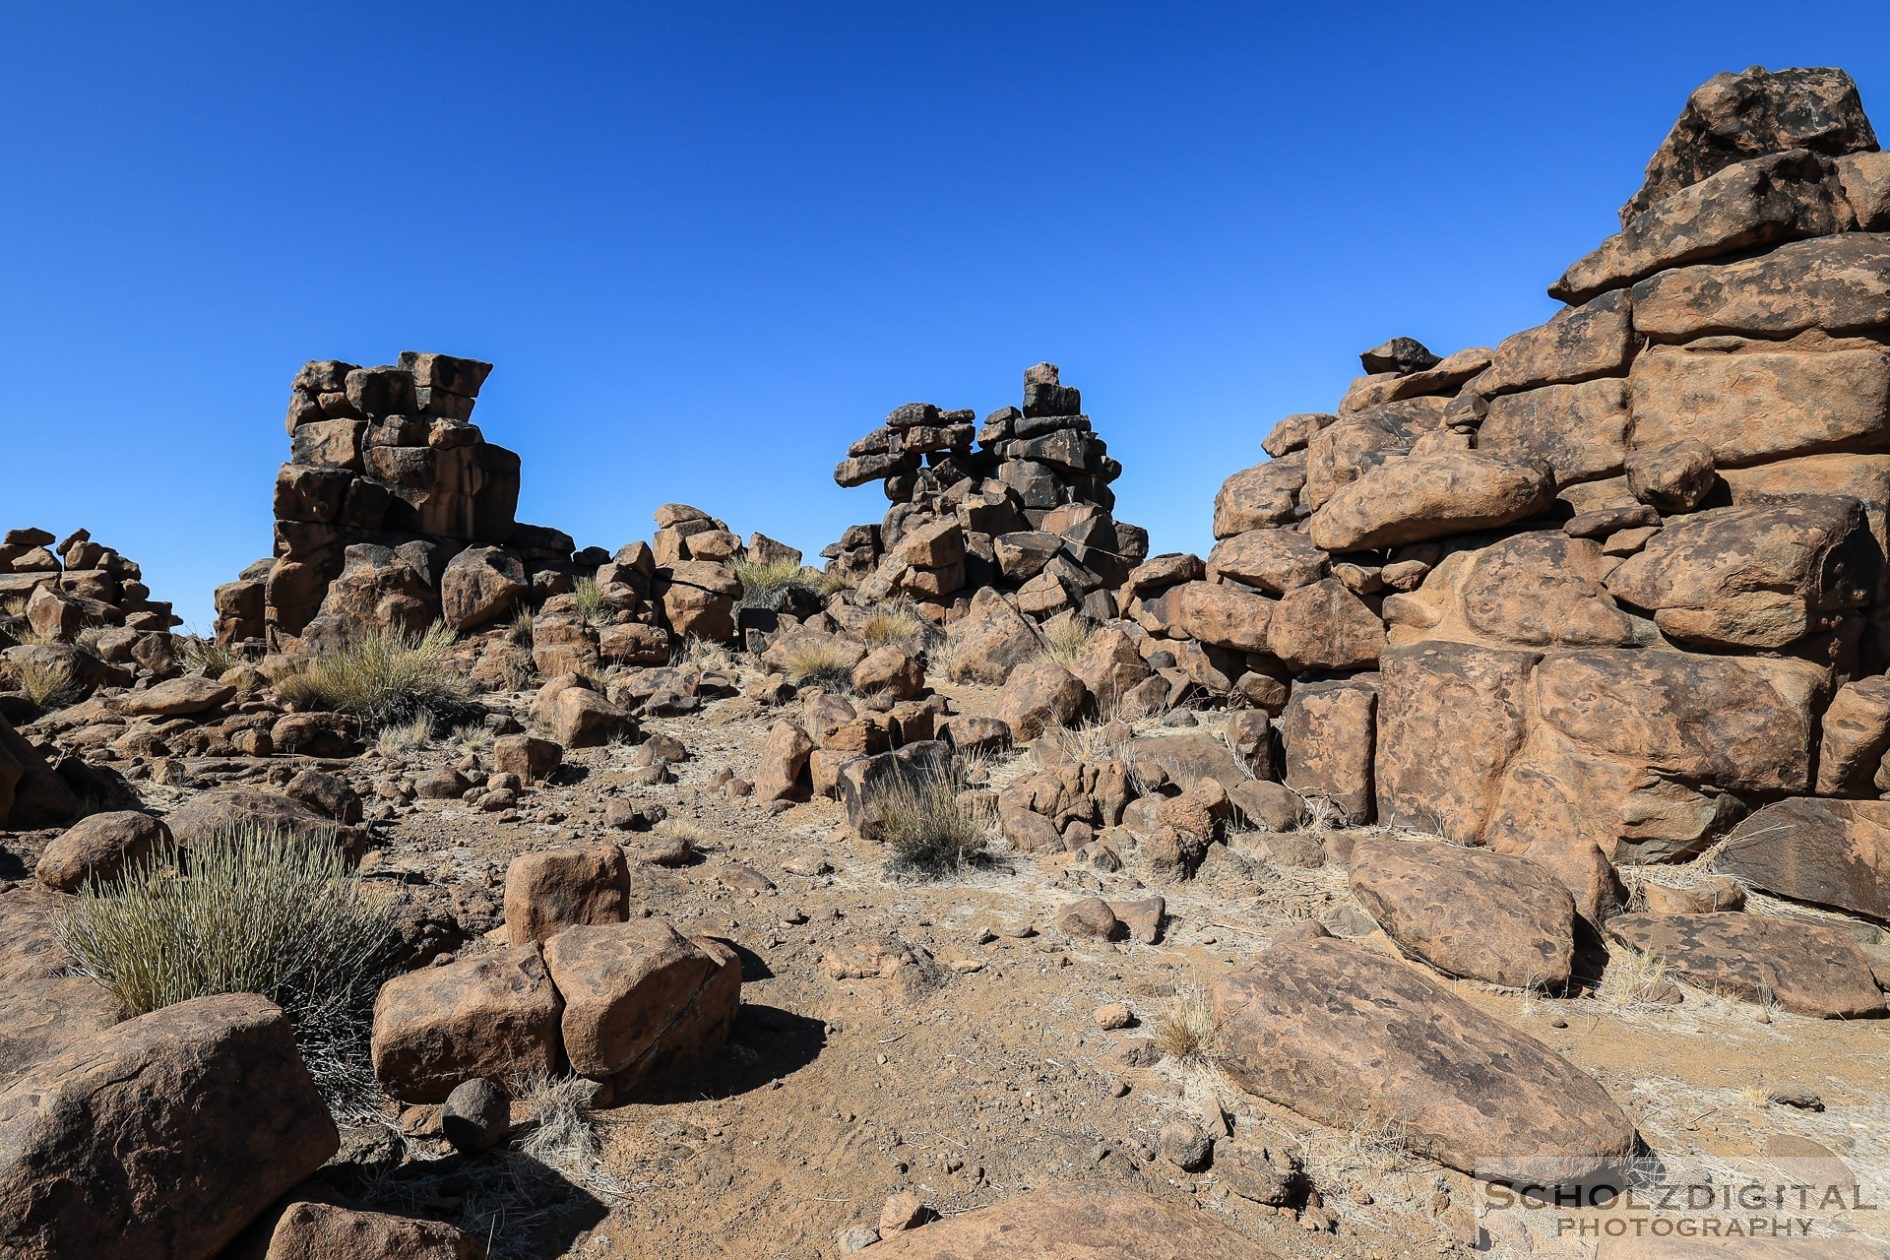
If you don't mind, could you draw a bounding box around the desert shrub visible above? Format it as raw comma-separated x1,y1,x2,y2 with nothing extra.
375,715,433,757
572,577,611,627
775,636,859,691
1036,612,1095,670
1151,984,1218,1063
275,622,476,734
513,1071,603,1175
15,656,81,711
730,556,819,612
506,604,536,646
670,634,733,671
815,567,860,597
54,823,398,1111
0,595,25,634
879,760,992,877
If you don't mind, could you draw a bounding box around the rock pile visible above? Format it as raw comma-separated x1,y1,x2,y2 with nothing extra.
217,351,578,654
826,363,1149,620
1134,66,1890,890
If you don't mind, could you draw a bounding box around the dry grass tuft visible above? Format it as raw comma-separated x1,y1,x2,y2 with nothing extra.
275,623,477,734
512,1071,603,1176
879,760,993,877
1035,611,1095,670
54,823,398,1113
730,556,818,612
774,636,859,691
1152,984,1219,1064
374,716,434,757
671,634,734,671
1598,945,1681,1011
15,656,82,711
815,567,860,597
572,577,612,628
507,604,536,646
176,634,240,678
858,601,927,650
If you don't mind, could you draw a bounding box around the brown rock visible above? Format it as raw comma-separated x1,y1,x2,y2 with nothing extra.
371,946,564,1102
0,994,338,1260
1479,378,1629,486
1280,679,1375,823
503,845,631,946
852,646,924,699
1479,290,1636,395
1055,897,1121,940
1555,149,1845,303
996,661,1086,742
440,545,527,632
1624,438,1715,513
1630,233,1890,341
947,588,1041,684
1605,498,1871,649
550,687,635,748
492,733,561,782
1267,577,1382,671
1619,66,1876,225
1167,580,1274,654
1628,343,1890,467
1715,798,1890,923
1817,676,1890,795
165,788,359,862
1206,529,1329,594
1212,453,1305,538
1605,913,1884,1019
1382,531,1641,650
541,920,741,1088
1308,451,1552,552
35,810,169,892
1348,837,1577,989
1216,937,1636,1185
257,1201,487,1258
121,674,236,717
1261,412,1335,458
755,720,815,803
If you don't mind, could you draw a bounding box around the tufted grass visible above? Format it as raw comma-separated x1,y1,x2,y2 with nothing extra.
275,622,477,734
878,759,993,877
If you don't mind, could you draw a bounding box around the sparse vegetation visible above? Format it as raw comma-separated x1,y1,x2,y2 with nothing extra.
0,595,26,635
672,634,733,671
176,632,240,678
1035,611,1095,669
774,636,859,691
375,715,434,757
1151,984,1218,1064
507,603,536,645
815,566,860,597
858,600,926,650
513,1071,604,1175
730,555,819,612
14,655,81,711
1598,945,1681,1010
879,759,993,877
572,576,612,627
274,622,477,734
53,823,398,1112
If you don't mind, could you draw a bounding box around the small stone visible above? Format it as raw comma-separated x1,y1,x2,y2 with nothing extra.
441,1077,510,1154
879,1191,928,1234
1158,1119,1213,1172
1767,1083,1825,1111
1094,1002,1135,1030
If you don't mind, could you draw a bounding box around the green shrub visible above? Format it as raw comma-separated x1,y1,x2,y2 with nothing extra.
572,577,611,627
275,622,476,734
54,823,398,1111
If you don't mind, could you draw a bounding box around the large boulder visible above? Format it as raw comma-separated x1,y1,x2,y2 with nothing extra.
1214,937,1638,1185
995,661,1085,742
439,545,527,632
0,891,124,1088
946,588,1040,685
1556,149,1846,303
868,1182,1273,1259
1605,913,1884,1019
35,811,169,892
1212,453,1304,537
658,560,739,643
252,1202,487,1260
1816,675,1890,795
1166,580,1273,654
0,713,81,830
1308,451,1552,552
1480,378,1630,487
0,994,338,1260
1714,798,1890,923
541,920,740,1090
1630,233,1890,342
1627,343,1890,468
1267,577,1382,671
1279,679,1375,823
502,845,631,946
371,946,564,1102
1478,290,1637,395
1347,837,1578,989
1206,528,1329,594
1383,531,1643,650
164,789,359,863
1619,66,1877,224
1604,497,1874,648
121,675,237,718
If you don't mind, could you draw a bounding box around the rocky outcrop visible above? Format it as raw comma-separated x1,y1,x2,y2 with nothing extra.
825,364,1148,620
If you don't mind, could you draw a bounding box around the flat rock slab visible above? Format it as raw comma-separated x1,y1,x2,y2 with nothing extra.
1605,913,1885,1019
1213,936,1637,1184
869,1181,1273,1258
1348,837,1577,989
1715,798,1890,923
0,890,122,1089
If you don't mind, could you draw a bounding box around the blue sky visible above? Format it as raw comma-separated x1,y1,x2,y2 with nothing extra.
3,3,1885,629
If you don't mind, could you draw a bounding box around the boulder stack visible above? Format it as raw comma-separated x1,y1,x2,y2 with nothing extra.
1136,65,1890,882
217,352,576,654
826,363,1149,620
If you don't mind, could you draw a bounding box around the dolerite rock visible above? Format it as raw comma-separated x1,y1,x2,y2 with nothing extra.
502,845,632,946
164,788,361,863
253,1202,487,1259
1308,450,1552,552
1715,798,1890,922
0,994,338,1260
1213,937,1638,1185
1605,912,1884,1018
1346,837,1578,989
0,892,126,1088
371,945,564,1102
1619,66,1877,225
945,588,1041,684
1630,233,1890,341
441,1078,512,1156
540,920,741,1089
120,674,236,717
867,1182,1271,1259
440,544,528,632
35,810,169,891
0,712,81,830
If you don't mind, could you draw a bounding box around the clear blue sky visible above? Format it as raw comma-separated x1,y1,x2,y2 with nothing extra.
4,3,1885,629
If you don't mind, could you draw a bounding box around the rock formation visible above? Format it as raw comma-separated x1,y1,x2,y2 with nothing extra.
826,363,1149,620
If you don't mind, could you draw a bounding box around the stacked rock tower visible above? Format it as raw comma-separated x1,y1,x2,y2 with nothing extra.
826,363,1149,619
